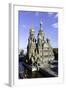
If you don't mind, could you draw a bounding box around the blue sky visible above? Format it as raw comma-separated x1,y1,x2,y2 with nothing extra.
18,11,58,52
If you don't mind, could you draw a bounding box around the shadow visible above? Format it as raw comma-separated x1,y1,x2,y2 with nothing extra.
4,83,12,87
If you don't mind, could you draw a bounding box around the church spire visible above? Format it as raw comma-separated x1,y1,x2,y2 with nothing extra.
40,20,43,31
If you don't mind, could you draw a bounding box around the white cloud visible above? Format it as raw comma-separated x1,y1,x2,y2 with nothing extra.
22,24,29,29
22,24,26,28
52,23,58,29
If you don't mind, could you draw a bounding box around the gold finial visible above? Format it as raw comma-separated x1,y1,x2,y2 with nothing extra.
40,19,43,25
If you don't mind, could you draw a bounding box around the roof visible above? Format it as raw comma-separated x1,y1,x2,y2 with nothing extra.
44,41,50,48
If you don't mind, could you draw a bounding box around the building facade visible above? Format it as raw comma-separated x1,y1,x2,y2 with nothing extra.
27,21,54,68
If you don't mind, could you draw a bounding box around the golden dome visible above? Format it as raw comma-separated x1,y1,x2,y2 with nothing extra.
30,27,34,32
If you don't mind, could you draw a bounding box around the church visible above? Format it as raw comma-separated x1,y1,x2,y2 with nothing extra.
27,20,54,69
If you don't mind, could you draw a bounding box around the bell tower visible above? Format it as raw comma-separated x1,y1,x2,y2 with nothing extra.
28,27,36,62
